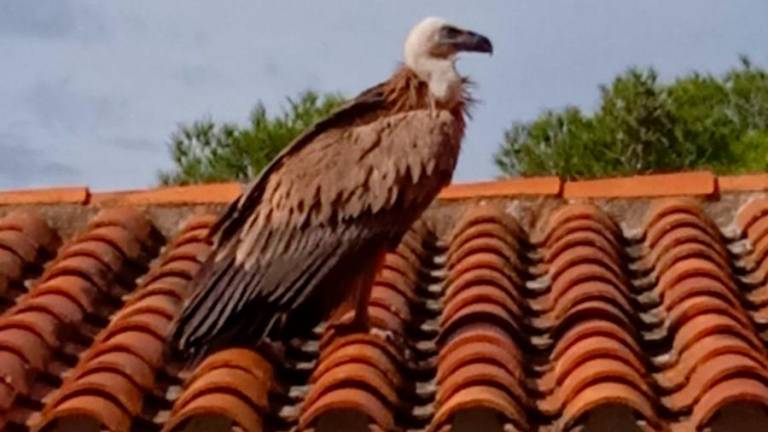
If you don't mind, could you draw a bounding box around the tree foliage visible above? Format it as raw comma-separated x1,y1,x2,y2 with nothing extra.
159,91,345,185
495,57,768,178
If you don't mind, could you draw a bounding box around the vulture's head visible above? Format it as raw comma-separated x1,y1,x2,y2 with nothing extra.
405,17,493,62
404,17,492,100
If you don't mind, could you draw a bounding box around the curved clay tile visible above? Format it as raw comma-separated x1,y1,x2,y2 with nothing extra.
743,212,768,247
164,393,263,432
539,357,653,416
41,255,116,292
655,334,768,391
550,262,632,303
444,267,520,307
0,252,23,281
642,197,710,234
450,222,521,260
534,203,620,247
735,198,768,235
557,381,658,431
436,340,523,384
687,377,768,429
538,335,647,395
436,362,528,409
78,226,143,261
644,212,722,253
438,323,521,368
171,228,211,249
541,280,635,328
57,240,126,273
7,293,83,330
549,300,636,343
447,251,525,289
430,385,528,432
439,302,520,346
311,342,401,388
440,284,524,327
40,394,132,432
88,207,153,241
544,229,623,265
0,350,29,408
0,210,58,252
646,226,729,268
665,296,753,335
173,366,271,413
369,285,411,323
654,258,737,301
50,370,144,414
542,219,622,252
671,313,765,359
447,235,521,270
381,253,420,287
68,350,155,390
299,387,394,431
547,244,626,288
303,362,398,409
317,334,403,367
662,352,768,412
742,254,768,288
550,320,643,364
451,203,523,242
644,241,732,283
659,275,741,314
165,349,272,431
0,230,38,262
25,275,99,315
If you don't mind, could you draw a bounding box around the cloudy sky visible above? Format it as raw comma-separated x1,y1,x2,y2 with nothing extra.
1,1,766,191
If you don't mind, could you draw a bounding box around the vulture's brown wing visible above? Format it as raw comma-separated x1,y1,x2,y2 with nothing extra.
169,88,459,362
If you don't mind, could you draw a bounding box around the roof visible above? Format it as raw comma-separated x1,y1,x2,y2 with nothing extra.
2,170,768,431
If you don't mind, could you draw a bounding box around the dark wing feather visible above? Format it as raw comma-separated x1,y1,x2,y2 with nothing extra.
169,87,461,363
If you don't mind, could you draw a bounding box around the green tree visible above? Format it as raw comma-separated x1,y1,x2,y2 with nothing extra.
495,57,768,179
159,91,345,185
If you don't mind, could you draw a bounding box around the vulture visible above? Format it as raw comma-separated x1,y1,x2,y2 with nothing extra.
169,17,493,363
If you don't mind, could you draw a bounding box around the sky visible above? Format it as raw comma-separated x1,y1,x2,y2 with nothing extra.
0,1,766,191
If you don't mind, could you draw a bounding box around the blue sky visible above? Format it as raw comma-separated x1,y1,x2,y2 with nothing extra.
1,0,766,190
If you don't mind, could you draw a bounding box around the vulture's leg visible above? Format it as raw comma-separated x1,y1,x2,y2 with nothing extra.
326,251,387,338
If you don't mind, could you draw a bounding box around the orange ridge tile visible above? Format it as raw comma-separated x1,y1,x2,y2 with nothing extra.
91,182,242,206
563,171,716,199
0,186,89,205
719,173,768,192
438,176,562,200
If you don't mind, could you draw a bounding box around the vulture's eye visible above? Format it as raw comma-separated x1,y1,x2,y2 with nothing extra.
441,26,462,39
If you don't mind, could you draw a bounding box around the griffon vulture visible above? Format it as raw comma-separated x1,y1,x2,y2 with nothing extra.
169,17,493,362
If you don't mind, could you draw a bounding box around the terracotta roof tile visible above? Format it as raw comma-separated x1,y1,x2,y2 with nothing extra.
563,171,716,198
438,176,562,199
0,186,89,205
4,174,768,430
92,182,242,206
719,173,768,192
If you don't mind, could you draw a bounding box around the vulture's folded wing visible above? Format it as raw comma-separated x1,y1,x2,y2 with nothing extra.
170,96,460,362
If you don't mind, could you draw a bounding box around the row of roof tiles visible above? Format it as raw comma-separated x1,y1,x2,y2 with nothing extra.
4,186,768,430
4,171,768,206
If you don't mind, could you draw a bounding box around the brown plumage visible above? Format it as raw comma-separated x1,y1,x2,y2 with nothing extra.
169,17,492,363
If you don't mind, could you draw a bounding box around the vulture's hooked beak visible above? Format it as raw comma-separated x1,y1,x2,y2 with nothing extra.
449,29,493,55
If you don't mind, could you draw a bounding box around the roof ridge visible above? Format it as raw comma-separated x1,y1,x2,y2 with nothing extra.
1,171,767,206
